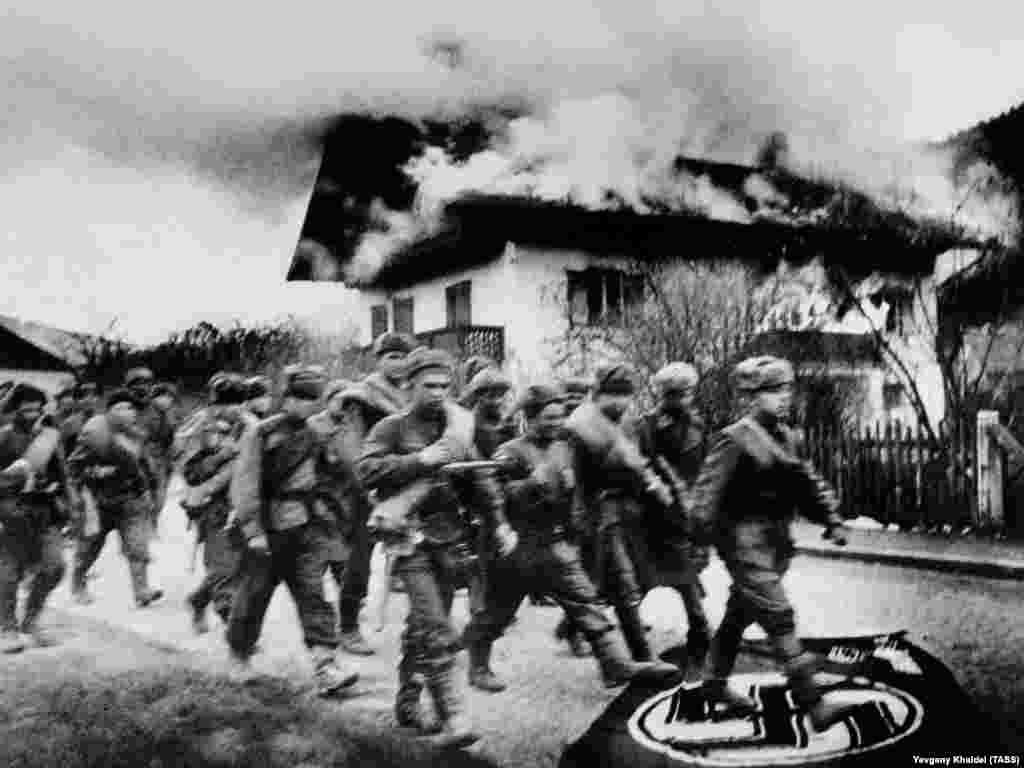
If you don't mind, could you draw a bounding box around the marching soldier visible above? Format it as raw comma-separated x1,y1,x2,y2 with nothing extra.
691,356,854,731
554,375,596,655
563,363,675,664
145,381,181,528
357,347,518,748
172,373,249,468
308,378,376,656
362,332,414,416
67,389,163,608
462,383,680,693
183,414,244,634
628,362,712,671
0,385,69,652
226,365,359,698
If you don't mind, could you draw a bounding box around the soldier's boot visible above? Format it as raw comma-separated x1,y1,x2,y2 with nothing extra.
129,562,163,608
592,630,682,689
617,601,654,661
20,575,60,648
662,624,713,673
467,638,507,693
702,628,756,717
554,615,590,656
311,646,359,698
1,628,26,655
786,653,859,732
426,664,480,749
395,656,441,734
338,628,375,656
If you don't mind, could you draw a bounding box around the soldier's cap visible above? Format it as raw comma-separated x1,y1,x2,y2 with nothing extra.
245,376,273,400
106,388,144,410
518,383,566,418
460,355,497,387
123,367,155,388
2,383,48,413
324,378,355,403
560,376,591,396
372,331,416,358
731,355,795,392
652,362,699,393
593,363,637,396
74,381,98,398
464,367,512,399
151,382,179,400
210,374,249,406
282,364,327,400
405,347,455,380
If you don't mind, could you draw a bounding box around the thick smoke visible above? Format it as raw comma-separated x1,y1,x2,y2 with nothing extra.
2,0,1023,334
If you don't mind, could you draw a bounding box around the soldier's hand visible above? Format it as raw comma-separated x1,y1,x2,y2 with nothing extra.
247,534,271,554
419,442,454,470
495,523,518,557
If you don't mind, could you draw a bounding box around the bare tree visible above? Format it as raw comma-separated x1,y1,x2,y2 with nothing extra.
547,258,863,430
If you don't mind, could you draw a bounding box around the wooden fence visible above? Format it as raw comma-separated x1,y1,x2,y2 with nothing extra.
802,421,977,529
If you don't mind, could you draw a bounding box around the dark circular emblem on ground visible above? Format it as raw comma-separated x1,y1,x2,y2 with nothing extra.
560,633,997,768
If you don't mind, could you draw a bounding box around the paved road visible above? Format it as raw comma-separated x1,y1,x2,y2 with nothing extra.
46,476,1024,765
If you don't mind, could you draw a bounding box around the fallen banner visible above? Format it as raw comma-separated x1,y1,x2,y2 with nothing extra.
560,631,996,768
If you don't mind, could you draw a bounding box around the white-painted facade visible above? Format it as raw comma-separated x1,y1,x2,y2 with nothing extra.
352,242,632,385
351,240,958,429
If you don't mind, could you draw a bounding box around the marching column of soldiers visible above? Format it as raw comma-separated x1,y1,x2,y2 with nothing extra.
0,336,857,749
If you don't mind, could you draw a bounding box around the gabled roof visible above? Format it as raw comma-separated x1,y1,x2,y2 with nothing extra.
0,315,87,370
357,155,977,292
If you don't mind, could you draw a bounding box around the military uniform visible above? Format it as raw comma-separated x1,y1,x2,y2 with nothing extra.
140,382,181,527
564,365,674,663
357,349,513,746
0,386,68,650
226,367,357,697
182,422,243,630
691,356,853,731
67,390,162,607
628,362,711,667
463,385,678,691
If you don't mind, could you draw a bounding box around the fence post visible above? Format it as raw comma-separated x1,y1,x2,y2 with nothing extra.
975,410,1004,531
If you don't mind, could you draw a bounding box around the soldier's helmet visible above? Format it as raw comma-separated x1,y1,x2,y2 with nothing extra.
372,332,416,358
593,363,638,396
209,373,248,405
462,366,512,405
651,362,699,393
731,356,795,392
281,365,327,399
245,375,272,400
123,367,155,389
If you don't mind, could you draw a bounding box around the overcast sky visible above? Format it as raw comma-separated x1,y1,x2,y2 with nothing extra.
2,1,1022,344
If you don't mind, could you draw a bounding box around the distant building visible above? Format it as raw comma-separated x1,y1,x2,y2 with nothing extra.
0,315,85,395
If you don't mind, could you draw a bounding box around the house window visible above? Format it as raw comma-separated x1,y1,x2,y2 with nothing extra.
370,305,388,340
445,280,472,328
393,297,414,335
566,268,644,326
883,381,904,410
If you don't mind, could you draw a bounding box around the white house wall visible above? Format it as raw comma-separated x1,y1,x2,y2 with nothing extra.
352,243,635,387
